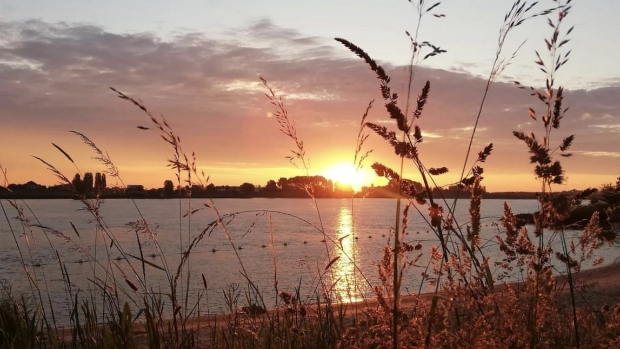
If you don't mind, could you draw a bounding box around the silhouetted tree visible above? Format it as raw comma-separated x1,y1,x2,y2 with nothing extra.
94,172,107,194
206,183,215,194
71,174,84,194
101,173,106,191
282,176,333,197
83,172,94,194
164,180,174,197
240,182,255,196
277,177,288,190
288,176,331,190
95,173,101,193
191,185,206,197
265,180,278,192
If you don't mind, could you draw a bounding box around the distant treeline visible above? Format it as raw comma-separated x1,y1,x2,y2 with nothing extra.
0,174,566,200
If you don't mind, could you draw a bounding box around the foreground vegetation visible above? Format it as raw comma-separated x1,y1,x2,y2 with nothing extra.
1,0,620,348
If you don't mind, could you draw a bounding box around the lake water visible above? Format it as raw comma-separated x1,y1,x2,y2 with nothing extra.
0,198,616,323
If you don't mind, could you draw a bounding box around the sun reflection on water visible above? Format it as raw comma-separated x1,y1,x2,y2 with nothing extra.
332,205,368,303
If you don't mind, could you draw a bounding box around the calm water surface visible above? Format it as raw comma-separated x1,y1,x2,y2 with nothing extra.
1,198,615,323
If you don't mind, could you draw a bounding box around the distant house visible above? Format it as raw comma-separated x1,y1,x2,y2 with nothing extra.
126,185,145,196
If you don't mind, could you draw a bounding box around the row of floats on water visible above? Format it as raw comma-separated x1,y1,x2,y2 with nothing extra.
208,230,433,252
28,230,435,266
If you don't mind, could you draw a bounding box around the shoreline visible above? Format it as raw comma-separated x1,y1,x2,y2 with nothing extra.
47,261,620,342
176,262,620,329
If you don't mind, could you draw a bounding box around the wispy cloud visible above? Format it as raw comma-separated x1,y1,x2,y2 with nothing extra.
450,126,488,133
579,151,620,158
422,131,442,139
589,124,620,132
1,19,619,190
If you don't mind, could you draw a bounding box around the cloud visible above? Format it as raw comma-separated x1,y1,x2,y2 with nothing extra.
589,124,620,132
422,131,442,139
246,18,320,46
1,19,619,190
579,151,620,158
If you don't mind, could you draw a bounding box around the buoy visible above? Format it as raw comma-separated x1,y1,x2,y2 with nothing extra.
261,244,266,248
283,243,288,246
303,241,308,244
211,248,217,253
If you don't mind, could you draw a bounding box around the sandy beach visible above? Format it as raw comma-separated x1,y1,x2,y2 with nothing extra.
50,261,620,346
182,262,620,328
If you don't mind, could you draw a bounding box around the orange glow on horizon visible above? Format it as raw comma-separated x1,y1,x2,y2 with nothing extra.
321,162,374,192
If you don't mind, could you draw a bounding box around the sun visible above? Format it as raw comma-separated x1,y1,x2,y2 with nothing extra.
322,162,370,192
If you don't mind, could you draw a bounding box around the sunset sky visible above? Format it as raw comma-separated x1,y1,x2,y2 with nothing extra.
1,0,619,192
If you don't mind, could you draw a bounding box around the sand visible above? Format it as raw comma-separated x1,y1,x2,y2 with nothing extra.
53,262,620,342
185,262,620,328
